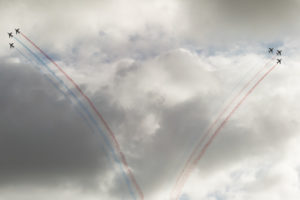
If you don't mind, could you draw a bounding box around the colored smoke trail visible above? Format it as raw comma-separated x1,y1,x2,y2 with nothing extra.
172,57,275,196
16,46,117,186
15,38,137,200
21,33,144,200
173,63,278,200
16,47,99,144
16,46,115,189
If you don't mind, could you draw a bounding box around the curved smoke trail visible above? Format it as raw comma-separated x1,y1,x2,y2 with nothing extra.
172,63,278,200
16,47,90,123
16,47,110,153
20,33,144,200
16,46,116,188
14,38,137,200
172,56,276,195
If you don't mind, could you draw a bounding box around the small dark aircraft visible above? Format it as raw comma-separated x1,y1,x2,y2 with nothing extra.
268,48,274,54
9,43,14,48
15,28,20,34
8,32,13,38
277,50,282,56
277,59,281,64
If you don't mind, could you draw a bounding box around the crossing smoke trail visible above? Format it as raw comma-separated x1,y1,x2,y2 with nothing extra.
14,38,137,200
172,63,278,200
172,56,276,194
20,33,144,200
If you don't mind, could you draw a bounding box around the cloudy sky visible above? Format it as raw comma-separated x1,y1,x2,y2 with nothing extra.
1,0,300,199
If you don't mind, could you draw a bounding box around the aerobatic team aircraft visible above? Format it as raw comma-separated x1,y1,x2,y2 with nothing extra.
15,28,20,34
9,43,14,48
8,32,13,38
277,50,282,56
268,48,274,54
277,59,282,64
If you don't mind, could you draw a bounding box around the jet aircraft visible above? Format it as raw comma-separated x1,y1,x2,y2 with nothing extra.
15,28,20,34
277,59,281,64
9,43,14,48
268,48,274,54
8,32,13,38
277,50,282,56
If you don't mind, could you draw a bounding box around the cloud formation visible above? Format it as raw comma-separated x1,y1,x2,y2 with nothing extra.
1,0,300,200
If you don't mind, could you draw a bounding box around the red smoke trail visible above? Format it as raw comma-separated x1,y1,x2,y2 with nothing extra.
172,56,275,196
173,63,278,200
21,33,144,200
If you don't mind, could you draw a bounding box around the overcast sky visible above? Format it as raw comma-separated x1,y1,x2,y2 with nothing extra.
1,0,300,200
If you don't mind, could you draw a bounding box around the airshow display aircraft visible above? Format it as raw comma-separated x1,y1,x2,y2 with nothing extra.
8,32,13,38
268,48,274,53
8,28,20,49
277,59,282,64
9,43,14,48
15,28,20,34
277,50,282,55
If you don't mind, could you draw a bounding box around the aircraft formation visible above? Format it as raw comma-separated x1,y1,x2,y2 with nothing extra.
7,28,20,48
7,28,283,66
269,47,282,64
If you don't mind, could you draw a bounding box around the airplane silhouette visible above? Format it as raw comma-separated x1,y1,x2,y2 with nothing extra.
15,28,20,34
277,50,282,56
268,48,274,54
277,59,281,64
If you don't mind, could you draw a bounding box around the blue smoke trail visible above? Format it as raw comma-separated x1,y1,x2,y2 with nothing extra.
16,46,115,185
16,47,115,179
15,38,136,200
16,47,95,138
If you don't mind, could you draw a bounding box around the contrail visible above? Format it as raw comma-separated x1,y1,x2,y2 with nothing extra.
173,63,278,200
20,33,144,200
15,38,137,200
172,56,275,196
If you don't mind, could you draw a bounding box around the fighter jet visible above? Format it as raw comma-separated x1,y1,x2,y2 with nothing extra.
268,48,274,54
277,50,282,56
8,32,13,38
9,43,14,48
15,28,20,34
277,59,281,64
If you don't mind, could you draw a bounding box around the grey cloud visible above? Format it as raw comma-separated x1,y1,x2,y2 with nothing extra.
91,87,214,196
0,0,177,59
179,0,300,44
87,50,222,195
0,61,111,190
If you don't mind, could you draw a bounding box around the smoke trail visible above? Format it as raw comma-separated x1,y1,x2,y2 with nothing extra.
16,46,116,185
15,38,137,200
16,47,101,147
173,63,278,200
172,56,276,196
20,33,144,200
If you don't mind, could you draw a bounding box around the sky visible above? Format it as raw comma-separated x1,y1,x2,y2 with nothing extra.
1,0,300,199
